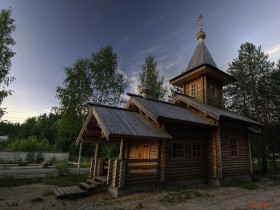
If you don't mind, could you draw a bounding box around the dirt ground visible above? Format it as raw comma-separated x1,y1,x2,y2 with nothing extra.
0,178,279,210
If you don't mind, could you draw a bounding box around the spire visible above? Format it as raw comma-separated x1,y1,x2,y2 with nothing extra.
139,66,151,99
196,14,206,41
185,15,217,71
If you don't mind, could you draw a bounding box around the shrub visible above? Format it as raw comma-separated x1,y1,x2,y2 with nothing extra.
25,152,35,163
36,152,45,163
56,163,70,176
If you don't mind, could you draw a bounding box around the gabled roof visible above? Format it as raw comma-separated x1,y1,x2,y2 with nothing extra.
186,40,217,72
174,94,262,127
128,94,213,126
84,103,171,141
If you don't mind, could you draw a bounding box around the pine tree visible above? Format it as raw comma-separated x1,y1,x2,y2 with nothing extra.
224,42,274,123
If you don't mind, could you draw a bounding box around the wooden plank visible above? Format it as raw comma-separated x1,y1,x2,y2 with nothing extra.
62,187,73,194
56,187,66,196
53,188,61,197
72,186,86,193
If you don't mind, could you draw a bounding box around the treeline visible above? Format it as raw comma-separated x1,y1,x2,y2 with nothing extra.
0,113,85,155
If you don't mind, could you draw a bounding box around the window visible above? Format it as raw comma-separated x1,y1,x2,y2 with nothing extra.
172,142,203,159
209,81,218,98
192,144,201,157
172,143,184,158
191,84,196,96
185,143,192,159
230,138,238,156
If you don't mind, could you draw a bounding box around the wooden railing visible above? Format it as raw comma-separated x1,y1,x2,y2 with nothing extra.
89,158,108,178
93,158,161,188
107,159,126,187
125,159,160,185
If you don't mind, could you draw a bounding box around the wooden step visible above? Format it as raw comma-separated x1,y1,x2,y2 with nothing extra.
53,186,86,198
86,179,101,186
94,176,107,184
79,182,96,191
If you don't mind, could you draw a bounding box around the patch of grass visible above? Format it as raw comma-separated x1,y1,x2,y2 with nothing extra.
159,187,205,205
43,173,89,187
0,176,43,188
135,202,144,210
223,180,259,190
0,173,89,188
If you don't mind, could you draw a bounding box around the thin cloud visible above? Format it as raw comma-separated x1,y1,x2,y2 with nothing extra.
264,44,280,56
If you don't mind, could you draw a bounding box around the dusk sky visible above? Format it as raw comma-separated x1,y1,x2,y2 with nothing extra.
1,0,280,123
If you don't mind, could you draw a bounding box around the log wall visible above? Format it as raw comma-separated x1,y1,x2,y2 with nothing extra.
164,123,211,181
184,77,204,102
206,78,223,108
220,121,250,176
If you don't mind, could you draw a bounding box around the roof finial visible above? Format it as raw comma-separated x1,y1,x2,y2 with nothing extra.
196,14,206,41
198,14,203,31
144,66,148,83
139,65,151,99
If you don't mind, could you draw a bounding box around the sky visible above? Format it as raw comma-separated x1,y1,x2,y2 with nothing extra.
1,0,280,123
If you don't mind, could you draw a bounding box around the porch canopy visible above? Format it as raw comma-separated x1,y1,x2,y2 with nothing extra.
76,102,172,145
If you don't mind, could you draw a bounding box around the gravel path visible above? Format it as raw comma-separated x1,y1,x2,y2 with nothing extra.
0,179,279,210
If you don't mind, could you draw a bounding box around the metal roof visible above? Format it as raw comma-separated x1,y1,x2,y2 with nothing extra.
129,94,212,126
186,40,217,72
91,104,172,140
176,94,262,126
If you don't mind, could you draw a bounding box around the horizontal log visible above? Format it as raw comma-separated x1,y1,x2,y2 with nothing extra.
127,165,159,170
126,172,159,177
126,159,159,163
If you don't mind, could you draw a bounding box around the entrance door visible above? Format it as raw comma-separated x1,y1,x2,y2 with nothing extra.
135,140,150,159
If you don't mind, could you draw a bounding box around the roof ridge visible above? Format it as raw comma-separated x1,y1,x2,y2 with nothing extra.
87,102,135,112
127,93,185,108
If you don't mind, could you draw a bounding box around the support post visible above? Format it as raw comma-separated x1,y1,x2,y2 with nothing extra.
119,138,125,160
78,143,82,174
93,143,100,177
95,143,100,159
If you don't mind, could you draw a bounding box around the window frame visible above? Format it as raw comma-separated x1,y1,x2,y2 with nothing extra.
190,84,196,96
171,141,203,160
192,143,202,158
230,137,239,157
172,142,185,159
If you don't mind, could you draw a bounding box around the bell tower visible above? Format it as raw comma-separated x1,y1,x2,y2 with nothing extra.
170,15,236,108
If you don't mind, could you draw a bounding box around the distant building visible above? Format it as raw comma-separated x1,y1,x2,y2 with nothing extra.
0,136,8,141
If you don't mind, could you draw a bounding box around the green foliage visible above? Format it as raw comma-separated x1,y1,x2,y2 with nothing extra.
139,55,167,100
56,45,128,115
101,144,119,158
6,136,54,152
0,8,16,118
55,163,70,176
